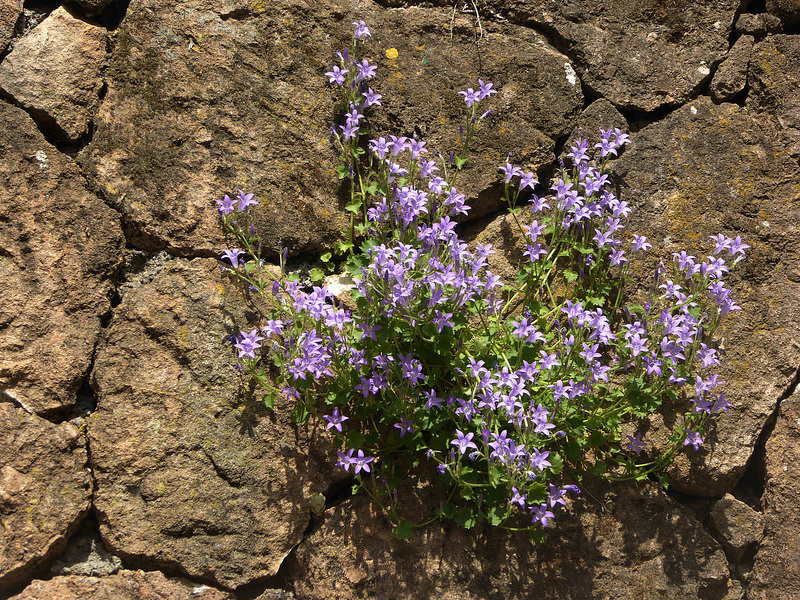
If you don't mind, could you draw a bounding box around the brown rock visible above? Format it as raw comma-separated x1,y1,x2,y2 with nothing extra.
0,102,124,415
766,0,800,25
89,258,338,589
566,98,628,150
80,0,582,256
735,13,783,38
748,35,800,158
0,0,21,53
356,5,584,220
615,97,800,496
711,493,764,563
0,403,91,593
292,480,738,600
709,35,754,103
0,6,106,142
479,0,738,111
72,0,117,17
9,569,234,600
749,393,800,599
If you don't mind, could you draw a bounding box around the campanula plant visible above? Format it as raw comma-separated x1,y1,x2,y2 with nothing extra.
215,21,747,541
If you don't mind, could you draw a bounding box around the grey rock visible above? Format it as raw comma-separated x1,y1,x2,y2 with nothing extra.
49,522,123,577
711,493,765,563
0,6,106,142
709,35,754,103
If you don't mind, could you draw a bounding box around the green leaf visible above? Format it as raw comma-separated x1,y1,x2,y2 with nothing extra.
364,181,379,196
530,528,545,544
590,460,607,476
309,268,325,282
345,199,363,214
454,507,476,529
548,452,564,475
563,269,578,283
439,502,457,519
320,252,332,263
487,505,506,527
334,241,354,255
262,392,276,410
392,519,414,539
292,402,310,425
335,165,350,179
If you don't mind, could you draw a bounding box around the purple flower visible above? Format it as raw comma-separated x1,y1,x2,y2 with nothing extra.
352,450,374,474
710,234,731,255
530,503,555,527
354,59,377,81
684,430,704,451
357,323,382,341
728,235,750,262
625,433,645,456
323,408,350,432
216,194,236,216
523,243,546,262
519,171,538,190
433,310,454,333
711,393,731,413
459,88,479,107
477,79,497,100
658,280,683,299
547,484,568,508
362,87,382,107
511,487,527,509
336,449,355,472
222,248,244,267
452,430,478,455
369,137,392,160
353,20,372,39
234,329,264,359
261,319,284,337
423,389,444,410
579,342,601,364
340,121,359,140
609,248,627,267
499,162,523,184
528,448,551,472
399,354,426,386
237,189,258,211
394,416,415,437
325,65,348,85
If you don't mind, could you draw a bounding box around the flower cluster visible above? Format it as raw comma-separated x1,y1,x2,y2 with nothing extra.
216,21,746,540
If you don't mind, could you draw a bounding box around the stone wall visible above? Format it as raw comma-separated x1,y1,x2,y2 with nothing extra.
1,0,799,598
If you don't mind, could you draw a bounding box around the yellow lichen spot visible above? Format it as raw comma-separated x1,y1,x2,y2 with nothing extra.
417,45,425,51
386,48,399,60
